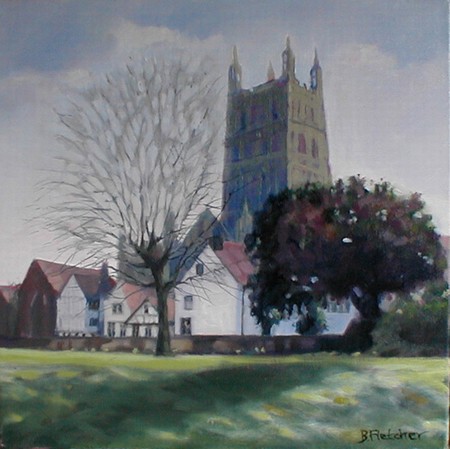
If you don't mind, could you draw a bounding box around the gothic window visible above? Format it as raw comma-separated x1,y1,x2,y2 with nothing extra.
312,138,318,159
231,146,240,162
261,139,269,155
251,104,264,125
272,133,281,152
244,142,253,159
311,108,315,122
297,101,301,118
271,101,279,120
298,134,307,154
240,111,247,130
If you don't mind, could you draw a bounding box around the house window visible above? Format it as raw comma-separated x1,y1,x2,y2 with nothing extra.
112,303,122,314
132,324,139,337
184,295,193,310
88,300,99,311
120,324,127,337
180,317,192,335
89,318,98,327
107,322,116,337
195,263,204,276
144,326,152,337
143,303,150,314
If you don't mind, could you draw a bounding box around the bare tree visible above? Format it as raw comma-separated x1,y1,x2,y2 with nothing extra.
38,49,224,355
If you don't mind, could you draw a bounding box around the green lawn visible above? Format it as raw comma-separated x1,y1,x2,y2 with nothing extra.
0,349,447,449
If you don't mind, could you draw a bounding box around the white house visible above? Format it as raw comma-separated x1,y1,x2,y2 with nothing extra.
103,283,175,338
174,241,260,336
54,263,115,336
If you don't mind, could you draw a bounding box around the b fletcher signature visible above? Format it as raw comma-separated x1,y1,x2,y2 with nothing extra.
358,428,427,443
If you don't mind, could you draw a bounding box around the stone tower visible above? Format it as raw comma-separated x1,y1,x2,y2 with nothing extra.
222,38,332,241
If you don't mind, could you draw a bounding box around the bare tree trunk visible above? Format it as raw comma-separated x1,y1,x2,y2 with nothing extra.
156,287,171,356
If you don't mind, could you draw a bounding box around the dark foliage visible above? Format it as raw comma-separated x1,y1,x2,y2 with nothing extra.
372,280,449,356
246,176,447,338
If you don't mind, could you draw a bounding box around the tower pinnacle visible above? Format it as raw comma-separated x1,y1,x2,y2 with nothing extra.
267,61,275,81
282,35,296,80
228,45,242,92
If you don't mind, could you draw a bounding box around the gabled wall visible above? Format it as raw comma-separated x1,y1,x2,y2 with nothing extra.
174,245,260,336
56,276,86,335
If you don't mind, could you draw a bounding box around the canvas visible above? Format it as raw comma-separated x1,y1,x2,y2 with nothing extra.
0,1,448,448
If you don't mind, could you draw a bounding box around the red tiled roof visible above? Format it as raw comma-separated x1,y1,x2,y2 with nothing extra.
35,259,106,296
116,282,175,321
214,241,255,285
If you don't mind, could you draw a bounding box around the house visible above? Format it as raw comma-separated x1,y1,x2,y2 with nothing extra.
0,285,20,337
16,259,115,337
174,240,260,336
103,282,175,338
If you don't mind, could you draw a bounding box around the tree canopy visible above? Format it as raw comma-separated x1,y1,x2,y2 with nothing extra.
246,176,447,337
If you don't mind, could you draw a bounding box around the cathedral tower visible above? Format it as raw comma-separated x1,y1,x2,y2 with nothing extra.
222,38,332,241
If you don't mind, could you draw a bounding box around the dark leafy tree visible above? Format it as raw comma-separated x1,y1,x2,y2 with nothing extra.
246,176,447,344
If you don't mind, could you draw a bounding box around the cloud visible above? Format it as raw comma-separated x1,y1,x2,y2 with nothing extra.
325,43,448,231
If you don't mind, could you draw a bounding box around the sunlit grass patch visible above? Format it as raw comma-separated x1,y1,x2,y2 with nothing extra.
0,350,447,449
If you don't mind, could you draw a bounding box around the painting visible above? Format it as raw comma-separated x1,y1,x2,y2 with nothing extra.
0,1,448,448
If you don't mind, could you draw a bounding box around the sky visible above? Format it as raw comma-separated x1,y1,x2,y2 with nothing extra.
0,0,448,284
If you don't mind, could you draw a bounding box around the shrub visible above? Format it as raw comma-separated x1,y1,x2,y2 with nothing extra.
372,281,448,356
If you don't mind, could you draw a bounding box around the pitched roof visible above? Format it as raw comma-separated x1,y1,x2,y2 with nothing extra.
114,282,175,321
33,259,115,297
214,241,254,285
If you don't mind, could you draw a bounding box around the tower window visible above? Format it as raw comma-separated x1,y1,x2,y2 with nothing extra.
231,146,240,162
272,134,281,152
244,143,253,159
312,139,318,159
240,111,247,130
271,101,279,120
298,134,307,154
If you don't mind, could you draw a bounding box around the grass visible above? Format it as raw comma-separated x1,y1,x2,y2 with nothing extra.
0,349,448,449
